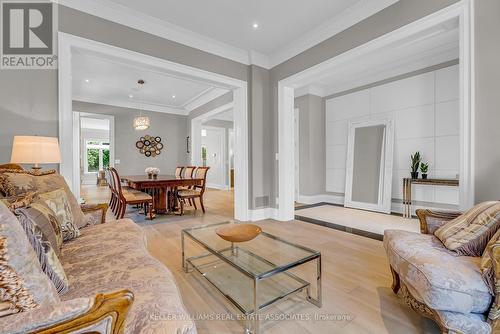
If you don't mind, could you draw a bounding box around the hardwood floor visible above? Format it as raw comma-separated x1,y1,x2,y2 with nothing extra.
81,185,439,334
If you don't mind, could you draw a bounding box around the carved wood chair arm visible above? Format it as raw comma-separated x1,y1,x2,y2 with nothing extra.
416,209,463,234
81,203,109,226
0,290,133,334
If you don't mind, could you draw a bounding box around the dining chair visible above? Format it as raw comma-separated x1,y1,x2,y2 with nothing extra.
106,168,119,218
109,167,154,220
178,167,209,215
175,166,184,178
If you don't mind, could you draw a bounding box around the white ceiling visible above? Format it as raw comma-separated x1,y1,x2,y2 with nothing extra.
72,51,229,115
295,18,459,97
59,0,399,68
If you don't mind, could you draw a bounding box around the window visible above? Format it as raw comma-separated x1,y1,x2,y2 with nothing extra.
201,145,207,167
84,139,110,173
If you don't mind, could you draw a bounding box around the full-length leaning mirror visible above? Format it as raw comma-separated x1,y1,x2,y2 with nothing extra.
344,119,394,214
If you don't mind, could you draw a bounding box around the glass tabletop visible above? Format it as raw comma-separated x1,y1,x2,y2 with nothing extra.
183,222,320,279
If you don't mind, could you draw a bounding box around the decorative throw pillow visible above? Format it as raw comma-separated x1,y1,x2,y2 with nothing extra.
29,203,63,255
37,189,80,241
435,201,500,256
0,192,38,211
480,229,500,295
0,236,38,317
33,173,87,229
0,172,36,197
0,202,59,315
14,208,69,294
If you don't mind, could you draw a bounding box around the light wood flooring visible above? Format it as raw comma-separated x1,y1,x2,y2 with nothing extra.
81,185,439,334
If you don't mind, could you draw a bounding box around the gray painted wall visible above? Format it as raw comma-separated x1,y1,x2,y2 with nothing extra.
294,94,326,196
74,101,188,175
474,0,500,203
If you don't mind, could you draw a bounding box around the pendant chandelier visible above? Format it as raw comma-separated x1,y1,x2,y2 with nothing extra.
133,79,150,131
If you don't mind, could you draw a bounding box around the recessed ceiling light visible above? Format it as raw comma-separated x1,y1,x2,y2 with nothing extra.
129,94,134,98
172,95,176,99
252,22,259,29
84,79,90,83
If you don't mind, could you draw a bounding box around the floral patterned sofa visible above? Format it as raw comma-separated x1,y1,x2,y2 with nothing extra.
384,209,499,334
0,169,196,334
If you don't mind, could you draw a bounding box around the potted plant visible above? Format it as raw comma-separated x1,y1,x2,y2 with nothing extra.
420,162,429,179
410,152,421,179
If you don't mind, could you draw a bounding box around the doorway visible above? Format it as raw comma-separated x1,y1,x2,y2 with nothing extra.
76,113,115,188
201,126,226,189
59,33,250,221
278,2,474,221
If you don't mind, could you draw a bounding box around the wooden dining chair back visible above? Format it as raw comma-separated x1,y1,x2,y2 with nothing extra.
178,167,210,215
193,167,210,195
183,166,196,178
109,167,154,220
175,166,184,178
106,168,119,217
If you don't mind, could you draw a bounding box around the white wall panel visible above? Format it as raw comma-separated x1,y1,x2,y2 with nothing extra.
325,64,460,209
370,72,435,114
325,89,370,121
436,66,460,102
436,100,460,136
395,104,435,139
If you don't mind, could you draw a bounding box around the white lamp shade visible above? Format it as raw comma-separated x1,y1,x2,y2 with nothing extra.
10,136,61,164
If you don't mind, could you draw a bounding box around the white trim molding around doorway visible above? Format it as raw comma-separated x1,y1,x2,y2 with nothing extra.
58,32,250,221
277,0,475,221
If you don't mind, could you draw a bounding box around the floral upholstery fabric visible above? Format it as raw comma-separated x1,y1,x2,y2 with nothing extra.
384,229,492,314
0,297,92,334
60,219,196,334
0,202,59,312
37,189,80,241
435,310,491,334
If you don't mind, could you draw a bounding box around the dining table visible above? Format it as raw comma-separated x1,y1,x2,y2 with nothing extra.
121,174,203,214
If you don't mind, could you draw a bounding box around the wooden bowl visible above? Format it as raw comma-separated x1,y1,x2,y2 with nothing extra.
216,224,262,243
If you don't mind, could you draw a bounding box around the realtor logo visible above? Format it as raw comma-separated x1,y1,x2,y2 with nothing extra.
1,1,57,69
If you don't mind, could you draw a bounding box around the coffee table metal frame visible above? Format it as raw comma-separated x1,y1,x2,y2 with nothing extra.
181,222,322,334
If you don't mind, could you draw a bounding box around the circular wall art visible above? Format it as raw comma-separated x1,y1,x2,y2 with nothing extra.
136,135,163,157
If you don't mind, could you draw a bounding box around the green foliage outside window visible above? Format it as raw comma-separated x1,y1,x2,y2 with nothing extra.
87,149,99,172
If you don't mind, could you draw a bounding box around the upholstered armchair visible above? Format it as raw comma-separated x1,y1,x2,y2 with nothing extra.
384,209,496,334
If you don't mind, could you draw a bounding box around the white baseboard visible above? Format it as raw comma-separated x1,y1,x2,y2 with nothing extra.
206,183,230,190
297,194,344,205
248,208,279,221
391,202,459,217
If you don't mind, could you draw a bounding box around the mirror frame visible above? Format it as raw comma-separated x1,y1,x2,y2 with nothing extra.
344,118,394,214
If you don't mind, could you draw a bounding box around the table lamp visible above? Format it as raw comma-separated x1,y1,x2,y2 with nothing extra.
10,136,61,171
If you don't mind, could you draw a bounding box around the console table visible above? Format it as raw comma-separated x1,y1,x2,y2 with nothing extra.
402,178,459,218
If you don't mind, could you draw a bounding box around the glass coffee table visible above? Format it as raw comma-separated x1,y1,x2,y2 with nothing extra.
182,222,322,334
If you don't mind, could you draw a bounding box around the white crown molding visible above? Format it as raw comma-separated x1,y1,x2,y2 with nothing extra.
73,94,189,116
55,0,252,65
268,0,400,68
294,84,326,98
183,87,229,112
54,0,400,70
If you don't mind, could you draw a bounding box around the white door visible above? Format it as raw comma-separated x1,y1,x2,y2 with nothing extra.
201,127,226,189
294,108,300,201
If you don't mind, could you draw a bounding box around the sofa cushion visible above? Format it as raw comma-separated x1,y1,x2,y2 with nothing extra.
59,219,196,334
14,208,69,294
435,201,500,256
0,202,59,315
37,189,80,241
384,229,492,314
435,309,491,334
